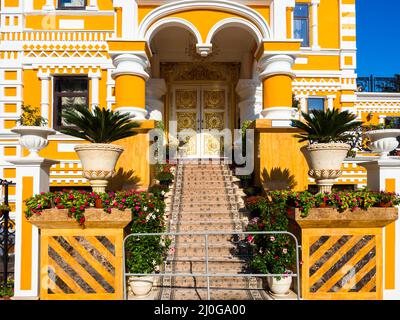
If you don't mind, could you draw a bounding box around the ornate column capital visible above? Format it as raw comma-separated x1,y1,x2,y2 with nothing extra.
258,54,296,81
111,53,150,81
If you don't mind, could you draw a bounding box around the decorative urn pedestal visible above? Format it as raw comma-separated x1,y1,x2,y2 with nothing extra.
290,207,398,300
74,144,124,193
28,208,131,300
365,129,400,158
11,126,56,158
301,143,350,193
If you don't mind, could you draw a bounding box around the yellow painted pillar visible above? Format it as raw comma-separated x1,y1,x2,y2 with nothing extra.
108,41,155,189
111,53,149,119
360,160,400,299
8,158,59,299
258,54,296,122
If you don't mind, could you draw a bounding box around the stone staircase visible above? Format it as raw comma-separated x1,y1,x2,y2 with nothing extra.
156,160,273,300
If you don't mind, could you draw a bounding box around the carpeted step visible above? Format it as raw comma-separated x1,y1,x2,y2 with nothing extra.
169,259,248,274
171,276,250,289
174,243,244,258
163,287,270,300
178,203,231,212
176,212,233,221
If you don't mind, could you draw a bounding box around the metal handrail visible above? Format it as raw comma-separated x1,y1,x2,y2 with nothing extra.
123,231,301,300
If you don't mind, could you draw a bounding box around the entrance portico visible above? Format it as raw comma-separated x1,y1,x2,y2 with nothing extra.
107,0,305,186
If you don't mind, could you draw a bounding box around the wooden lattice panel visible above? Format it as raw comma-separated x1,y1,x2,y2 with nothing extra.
301,228,382,300
40,229,124,300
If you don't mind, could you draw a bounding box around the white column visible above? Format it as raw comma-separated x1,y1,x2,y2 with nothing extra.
89,70,101,108
359,159,400,300
38,71,51,125
113,0,138,39
86,0,99,11
236,79,261,126
9,157,59,299
146,79,167,121
327,95,336,110
42,0,55,11
296,94,307,115
379,115,387,125
311,0,321,50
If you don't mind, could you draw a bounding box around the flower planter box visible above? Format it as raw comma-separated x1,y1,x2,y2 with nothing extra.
28,208,132,300
292,207,398,300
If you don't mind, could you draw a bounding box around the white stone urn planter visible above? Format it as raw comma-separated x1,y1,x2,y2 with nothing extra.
301,143,350,193
11,126,56,158
267,274,292,296
74,143,124,193
128,276,154,297
365,129,400,158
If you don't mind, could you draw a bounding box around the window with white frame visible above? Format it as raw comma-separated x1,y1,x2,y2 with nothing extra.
294,3,310,47
58,0,86,10
53,76,89,129
308,97,325,112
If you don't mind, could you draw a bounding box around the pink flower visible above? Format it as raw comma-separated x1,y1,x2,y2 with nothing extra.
282,248,288,254
37,204,42,209
247,235,254,243
121,198,126,203
107,208,112,213
68,194,74,200
40,192,45,195
135,206,140,211
270,236,275,242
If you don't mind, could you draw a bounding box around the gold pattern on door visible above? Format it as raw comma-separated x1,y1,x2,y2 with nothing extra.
173,86,228,158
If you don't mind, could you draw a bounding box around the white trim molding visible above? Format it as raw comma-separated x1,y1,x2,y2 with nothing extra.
137,0,271,40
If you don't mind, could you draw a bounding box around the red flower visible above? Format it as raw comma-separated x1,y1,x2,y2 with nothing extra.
57,205,65,209
274,255,279,260
68,194,74,200
107,208,112,213
247,235,254,243
79,205,84,211
55,197,61,204
79,216,86,225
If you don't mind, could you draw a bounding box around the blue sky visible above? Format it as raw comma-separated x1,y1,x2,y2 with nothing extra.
356,0,400,76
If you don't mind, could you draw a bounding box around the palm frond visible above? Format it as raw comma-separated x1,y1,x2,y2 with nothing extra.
60,105,139,143
291,109,363,144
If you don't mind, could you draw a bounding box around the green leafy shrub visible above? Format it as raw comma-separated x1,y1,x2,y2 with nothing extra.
60,105,139,143
148,184,169,198
291,108,363,144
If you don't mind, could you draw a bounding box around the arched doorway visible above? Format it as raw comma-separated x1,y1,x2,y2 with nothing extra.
148,21,260,159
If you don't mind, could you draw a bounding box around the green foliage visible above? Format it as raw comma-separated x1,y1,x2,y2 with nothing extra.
245,189,400,218
24,189,170,274
155,163,175,184
148,184,169,199
60,105,139,143
291,108,363,144
17,105,47,126
0,280,14,298
246,201,296,279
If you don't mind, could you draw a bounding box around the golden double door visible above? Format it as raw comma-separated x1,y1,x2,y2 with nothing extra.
171,85,229,158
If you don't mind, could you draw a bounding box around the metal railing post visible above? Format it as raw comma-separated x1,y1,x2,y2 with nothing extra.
205,234,210,300
122,231,302,301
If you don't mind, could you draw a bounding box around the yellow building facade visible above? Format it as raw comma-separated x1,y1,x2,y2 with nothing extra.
1,0,399,196
1,0,400,301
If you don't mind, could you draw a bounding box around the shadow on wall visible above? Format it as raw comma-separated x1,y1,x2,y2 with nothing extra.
108,168,141,191
261,167,297,191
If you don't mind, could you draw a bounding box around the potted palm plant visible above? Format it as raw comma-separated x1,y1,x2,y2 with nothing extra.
11,105,56,158
60,105,139,193
291,109,363,193
363,118,400,158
